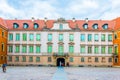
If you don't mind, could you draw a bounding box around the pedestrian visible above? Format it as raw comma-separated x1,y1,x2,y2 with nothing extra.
66,62,69,67
2,63,7,72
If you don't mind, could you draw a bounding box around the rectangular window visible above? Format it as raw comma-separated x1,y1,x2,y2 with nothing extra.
29,46,34,53
36,57,40,62
15,56,19,62
15,45,20,53
101,46,105,54
80,34,85,42
9,33,13,41
108,46,112,54
36,34,41,41
88,57,92,62
94,46,99,54
69,45,74,53
47,45,52,53
101,34,105,41
115,46,118,55
23,33,27,41
69,57,73,62
2,31,4,37
48,34,52,41
88,46,92,53
95,57,99,62
29,34,34,41
59,34,63,41
59,24,63,30
22,45,27,53
108,34,112,41
22,56,26,62
16,34,20,41
80,46,85,53
81,57,84,62
108,58,112,62
2,43,4,52
48,57,51,62
101,57,105,63
36,46,41,53
94,34,99,41
8,56,12,61
58,45,64,55
69,34,74,41
9,45,13,53
29,56,33,62
88,34,92,41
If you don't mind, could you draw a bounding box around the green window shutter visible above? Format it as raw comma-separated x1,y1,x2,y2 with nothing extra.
29,46,34,53
29,34,34,41
22,46,27,53
80,46,85,53
9,45,13,53
36,46,40,53
101,34,105,41
69,34,74,41
81,34,85,41
58,45,64,55
16,34,20,41
48,34,52,41
108,46,112,54
16,45,20,53
88,34,92,41
59,34,63,41
108,34,112,41
9,34,13,41
36,34,40,41
23,34,27,41
48,45,52,53
69,45,74,53
22,56,26,62
88,46,92,53
94,34,98,41
94,46,99,54
101,46,105,54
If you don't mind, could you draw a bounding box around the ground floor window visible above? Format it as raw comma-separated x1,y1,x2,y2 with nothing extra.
69,57,73,62
81,57,84,62
108,58,112,62
22,56,26,62
36,57,40,62
101,57,105,63
95,57,99,62
8,56,12,61
48,57,51,62
88,57,91,62
15,56,19,62
29,56,33,62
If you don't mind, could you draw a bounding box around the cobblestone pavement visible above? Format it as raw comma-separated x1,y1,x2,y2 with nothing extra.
0,66,120,80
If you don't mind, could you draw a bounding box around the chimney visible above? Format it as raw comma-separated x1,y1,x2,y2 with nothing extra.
31,17,34,22
44,17,47,22
72,17,75,22
85,18,88,23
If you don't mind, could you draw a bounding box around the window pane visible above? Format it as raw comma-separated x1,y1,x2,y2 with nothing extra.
101,46,105,54
23,33,27,41
48,45,52,53
80,46,85,53
94,34,98,41
22,56,26,62
36,57,40,62
59,24,63,30
94,46,99,54
95,57,99,62
88,34,92,41
69,57,73,62
36,46,40,53
81,34,85,41
9,34,13,41
88,46,92,53
108,46,112,54
29,46,34,53
16,34,20,41
48,34,52,41
29,57,33,62
22,46,27,53
69,45,74,53
9,45,13,53
48,57,51,62
108,34,112,41
29,34,34,41
36,34,40,41
69,34,74,41
101,34,105,41
59,34,63,41
15,45,20,53
81,57,84,62
15,56,19,62
115,46,118,55
58,45,64,55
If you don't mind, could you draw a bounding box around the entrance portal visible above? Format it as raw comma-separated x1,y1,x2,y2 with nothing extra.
57,58,65,66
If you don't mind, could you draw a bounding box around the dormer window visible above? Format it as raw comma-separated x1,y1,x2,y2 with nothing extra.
23,23,29,29
13,23,19,28
102,24,108,29
93,24,98,29
34,23,39,29
83,23,88,29
59,24,63,30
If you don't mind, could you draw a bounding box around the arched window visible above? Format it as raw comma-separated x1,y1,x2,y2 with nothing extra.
92,24,98,29
23,23,29,29
13,23,19,28
83,23,88,29
34,23,39,29
102,24,108,29
59,24,63,30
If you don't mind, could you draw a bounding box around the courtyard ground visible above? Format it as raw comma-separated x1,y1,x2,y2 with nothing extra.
0,66,120,80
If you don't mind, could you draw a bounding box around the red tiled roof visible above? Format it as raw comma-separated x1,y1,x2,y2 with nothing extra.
4,19,115,31
0,17,8,29
112,17,120,30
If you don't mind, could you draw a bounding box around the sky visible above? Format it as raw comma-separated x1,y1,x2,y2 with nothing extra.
0,0,120,20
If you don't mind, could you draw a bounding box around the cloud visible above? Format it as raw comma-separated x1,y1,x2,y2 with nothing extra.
0,0,120,20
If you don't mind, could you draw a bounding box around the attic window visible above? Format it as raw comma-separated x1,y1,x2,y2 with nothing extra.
23,23,29,29
102,24,108,29
34,23,39,29
93,24,98,29
13,23,19,28
83,23,88,29
59,24,63,30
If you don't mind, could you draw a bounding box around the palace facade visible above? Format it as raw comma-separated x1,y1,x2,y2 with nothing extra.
0,17,120,66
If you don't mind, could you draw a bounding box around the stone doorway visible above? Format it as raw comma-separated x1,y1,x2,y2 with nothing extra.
56,58,65,66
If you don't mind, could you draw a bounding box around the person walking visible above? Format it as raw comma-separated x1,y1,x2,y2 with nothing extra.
2,63,7,72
